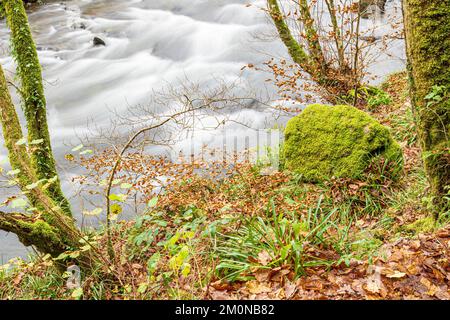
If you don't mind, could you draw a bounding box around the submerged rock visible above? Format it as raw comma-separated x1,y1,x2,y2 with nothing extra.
283,104,402,181
360,0,387,18
93,36,106,47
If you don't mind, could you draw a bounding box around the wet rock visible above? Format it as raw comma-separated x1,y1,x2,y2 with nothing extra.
93,37,106,47
72,22,87,30
360,0,388,19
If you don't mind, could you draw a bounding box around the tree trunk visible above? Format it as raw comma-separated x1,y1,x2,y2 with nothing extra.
0,65,81,257
3,0,72,216
403,0,450,215
267,0,310,68
267,0,354,99
0,0,82,258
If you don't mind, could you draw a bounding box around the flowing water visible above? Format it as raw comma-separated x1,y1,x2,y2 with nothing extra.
0,0,405,263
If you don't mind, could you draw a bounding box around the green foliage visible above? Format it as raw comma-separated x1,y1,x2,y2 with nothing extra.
391,106,417,146
214,197,352,280
0,255,67,300
346,86,392,110
283,104,403,181
127,206,211,298
424,85,447,106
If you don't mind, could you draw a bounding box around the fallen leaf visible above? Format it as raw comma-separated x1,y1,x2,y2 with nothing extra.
209,289,232,300
254,269,271,282
210,280,233,291
246,281,272,294
385,271,407,279
284,281,297,299
257,251,271,266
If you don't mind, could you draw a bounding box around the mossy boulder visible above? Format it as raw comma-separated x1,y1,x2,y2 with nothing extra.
283,104,403,181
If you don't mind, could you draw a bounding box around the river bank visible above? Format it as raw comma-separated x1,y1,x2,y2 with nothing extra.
0,0,406,261
1,72,449,300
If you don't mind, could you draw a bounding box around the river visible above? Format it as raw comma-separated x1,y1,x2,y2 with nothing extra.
0,0,405,263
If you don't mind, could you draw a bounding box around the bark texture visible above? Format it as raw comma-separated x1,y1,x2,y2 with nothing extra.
403,0,450,215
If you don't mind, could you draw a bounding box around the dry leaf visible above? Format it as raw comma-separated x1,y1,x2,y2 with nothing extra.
284,281,297,299
246,281,272,294
254,269,271,282
257,251,272,266
385,271,407,279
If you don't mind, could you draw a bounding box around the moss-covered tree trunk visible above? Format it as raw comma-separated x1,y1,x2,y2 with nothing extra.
267,0,353,99
3,0,71,216
0,65,80,257
403,0,450,215
0,0,82,258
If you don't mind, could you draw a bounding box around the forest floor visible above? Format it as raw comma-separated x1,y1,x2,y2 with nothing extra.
0,72,449,300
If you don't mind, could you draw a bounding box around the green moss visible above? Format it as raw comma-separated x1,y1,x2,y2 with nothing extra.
283,104,403,181
3,0,71,216
267,0,309,66
18,220,61,244
350,235,383,259
0,214,69,256
404,0,450,214
403,216,436,234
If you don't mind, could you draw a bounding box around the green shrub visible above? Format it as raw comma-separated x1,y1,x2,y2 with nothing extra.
346,86,393,110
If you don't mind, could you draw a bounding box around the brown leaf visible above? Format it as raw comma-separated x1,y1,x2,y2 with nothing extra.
246,281,272,294
337,284,355,295
406,264,421,275
284,281,297,299
210,280,233,291
254,269,271,282
304,279,324,291
270,268,290,282
419,277,439,297
365,277,381,294
364,266,386,297
257,251,272,266
410,240,421,250
385,270,407,279
436,229,450,238
209,289,232,300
